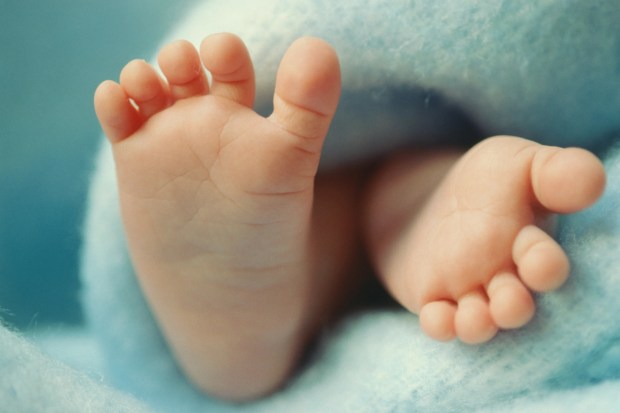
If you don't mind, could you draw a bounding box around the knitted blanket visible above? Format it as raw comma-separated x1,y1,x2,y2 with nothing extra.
2,1,620,411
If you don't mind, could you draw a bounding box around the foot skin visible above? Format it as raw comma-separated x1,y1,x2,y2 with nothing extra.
370,137,605,344
94,33,340,400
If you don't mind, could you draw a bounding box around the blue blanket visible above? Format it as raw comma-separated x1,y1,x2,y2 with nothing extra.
2,1,620,411
78,143,620,413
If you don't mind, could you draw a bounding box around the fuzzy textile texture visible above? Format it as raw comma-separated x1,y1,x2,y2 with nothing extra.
0,324,152,413
2,0,620,411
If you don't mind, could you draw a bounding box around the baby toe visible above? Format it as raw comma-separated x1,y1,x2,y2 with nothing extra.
531,146,606,214
200,33,255,107
487,272,535,329
513,225,570,292
270,37,341,146
158,40,208,101
455,291,498,344
120,59,169,118
94,80,142,143
419,300,457,342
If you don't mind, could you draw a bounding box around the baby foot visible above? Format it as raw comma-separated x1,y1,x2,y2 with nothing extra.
94,34,340,399
377,137,605,344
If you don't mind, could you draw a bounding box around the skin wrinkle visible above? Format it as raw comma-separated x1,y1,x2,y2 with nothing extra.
212,108,242,152
271,94,331,143
184,109,260,220
211,78,254,103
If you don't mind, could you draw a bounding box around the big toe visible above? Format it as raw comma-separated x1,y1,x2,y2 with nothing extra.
269,37,341,150
531,146,606,213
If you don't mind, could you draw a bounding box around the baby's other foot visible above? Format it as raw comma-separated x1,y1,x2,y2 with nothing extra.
375,137,605,344
94,34,341,400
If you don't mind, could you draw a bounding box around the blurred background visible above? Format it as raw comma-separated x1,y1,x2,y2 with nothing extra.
0,0,196,329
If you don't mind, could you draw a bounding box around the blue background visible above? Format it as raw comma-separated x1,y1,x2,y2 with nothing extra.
0,0,196,328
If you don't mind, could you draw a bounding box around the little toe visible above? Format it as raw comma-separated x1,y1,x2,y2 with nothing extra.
531,146,606,213
120,59,169,118
158,40,208,101
420,300,457,342
269,37,341,152
487,272,535,329
455,291,498,344
94,80,142,143
513,225,570,292
200,33,255,107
